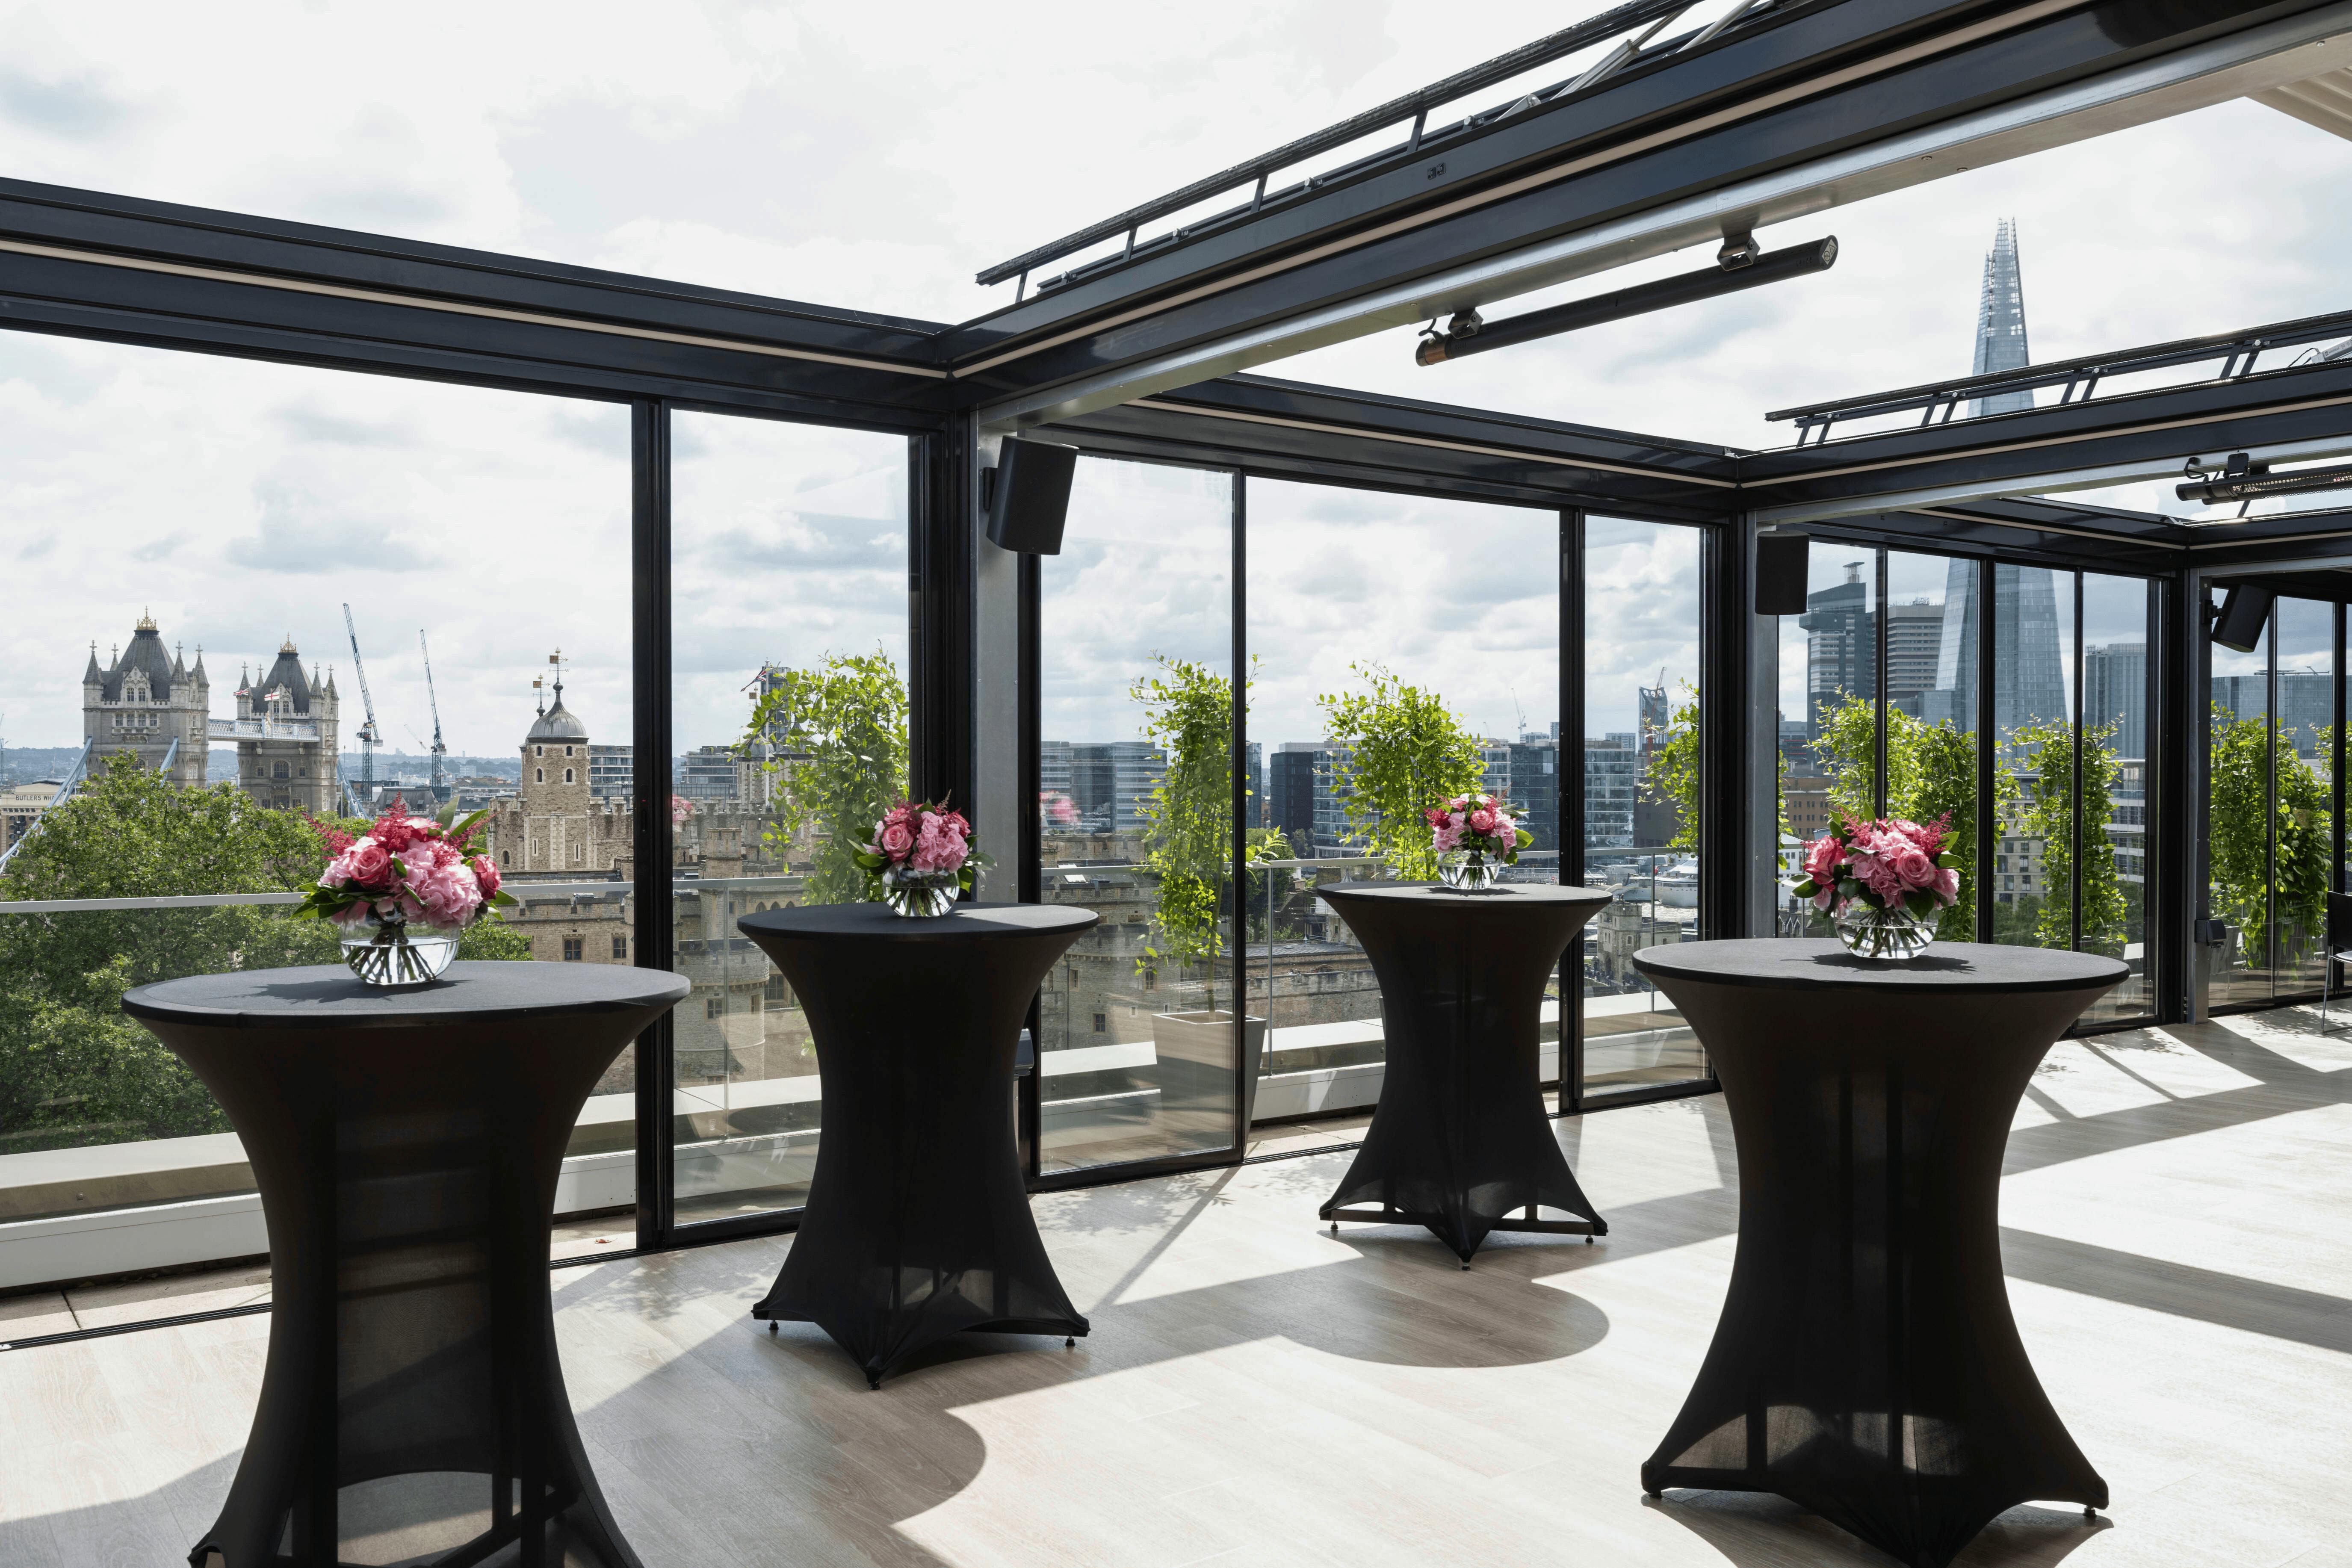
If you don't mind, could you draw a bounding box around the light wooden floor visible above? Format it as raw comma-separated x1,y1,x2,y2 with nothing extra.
4,1011,2349,1568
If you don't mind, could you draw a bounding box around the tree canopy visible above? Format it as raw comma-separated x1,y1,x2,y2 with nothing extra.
1315,662,1483,881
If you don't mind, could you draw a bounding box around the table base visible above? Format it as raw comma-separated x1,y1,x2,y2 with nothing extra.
1321,1202,1601,1264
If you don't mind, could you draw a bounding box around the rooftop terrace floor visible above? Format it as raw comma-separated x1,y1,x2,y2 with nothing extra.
3,1012,2346,1567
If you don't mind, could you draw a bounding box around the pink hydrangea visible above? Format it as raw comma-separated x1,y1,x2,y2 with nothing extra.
910,811,970,874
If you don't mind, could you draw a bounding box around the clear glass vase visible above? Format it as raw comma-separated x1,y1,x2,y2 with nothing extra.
339,916,461,986
881,865,960,918
1835,900,1937,960
1437,848,1503,892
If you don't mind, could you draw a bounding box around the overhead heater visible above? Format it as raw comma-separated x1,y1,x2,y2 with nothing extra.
1415,235,1838,366
2178,450,2352,508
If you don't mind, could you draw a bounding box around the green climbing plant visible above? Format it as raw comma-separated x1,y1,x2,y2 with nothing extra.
747,649,910,906
1315,661,1483,881
1131,656,1233,1010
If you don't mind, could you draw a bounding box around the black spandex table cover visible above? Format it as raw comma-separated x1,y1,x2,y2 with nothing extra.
1631,939,2124,1568
122,961,687,1568
1312,883,1613,1262
738,901,1098,1387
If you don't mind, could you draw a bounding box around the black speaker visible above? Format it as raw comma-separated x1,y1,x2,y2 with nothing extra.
985,438,1078,554
2212,583,2273,653
1755,531,1810,616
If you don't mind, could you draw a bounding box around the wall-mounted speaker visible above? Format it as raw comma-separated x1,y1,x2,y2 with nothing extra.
1754,531,1810,616
984,437,1079,554
2211,583,2274,653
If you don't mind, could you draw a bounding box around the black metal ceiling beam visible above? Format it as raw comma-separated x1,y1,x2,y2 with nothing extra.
1738,356,2352,522
0,177,955,423
946,1,2348,424
1043,372,1741,519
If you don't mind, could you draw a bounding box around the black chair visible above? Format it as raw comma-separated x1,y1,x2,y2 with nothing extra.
2323,892,2352,1032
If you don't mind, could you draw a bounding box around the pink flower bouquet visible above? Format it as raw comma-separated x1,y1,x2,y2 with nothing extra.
1424,793,1534,863
855,797,988,914
302,807,516,934
1791,814,1961,922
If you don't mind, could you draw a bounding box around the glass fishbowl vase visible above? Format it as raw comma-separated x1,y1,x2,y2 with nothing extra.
881,865,961,918
1834,899,1936,960
339,916,462,986
1436,848,1504,892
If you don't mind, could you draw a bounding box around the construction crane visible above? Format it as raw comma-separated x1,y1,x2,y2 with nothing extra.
343,604,383,813
419,630,449,802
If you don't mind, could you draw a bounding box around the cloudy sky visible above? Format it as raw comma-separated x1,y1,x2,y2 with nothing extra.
5,1,2350,763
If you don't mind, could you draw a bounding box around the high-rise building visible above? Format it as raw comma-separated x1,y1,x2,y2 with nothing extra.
588,743,634,801
1800,562,1875,735
2083,642,2147,759
1505,736,1560,852
1885,598,1944,716
1583,733,1638,849
1068,740,1164,835
677,745,739,801
1268,743,1322,852
1968,218,2033,418
2280,668,2333,758
1934,559,2067,740
81,613,211,791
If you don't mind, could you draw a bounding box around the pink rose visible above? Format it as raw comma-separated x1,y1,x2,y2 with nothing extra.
1891,845,1937,889
348,839,393,889
471,856,501,899
1934,866,1960,901
881,821,916,858
1803,835,1841,882
1468,809,1498,836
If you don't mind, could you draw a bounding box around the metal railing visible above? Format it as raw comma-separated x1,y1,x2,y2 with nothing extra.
974,0,1775,295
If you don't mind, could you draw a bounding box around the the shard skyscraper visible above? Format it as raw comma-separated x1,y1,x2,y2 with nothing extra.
1927,221,2068,739
1967,218,2033,418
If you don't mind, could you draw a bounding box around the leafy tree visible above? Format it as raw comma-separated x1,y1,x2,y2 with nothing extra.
2012,719,2128,952
1640,685,1702,853
2209,703,2331,969
1315,662,1483,881
1807,694,1989,942
1131,656,1232,1010
747,649,910,905
0,758,526,1153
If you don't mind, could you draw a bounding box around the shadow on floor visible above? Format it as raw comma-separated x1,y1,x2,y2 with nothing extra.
1645,1492,2110,1568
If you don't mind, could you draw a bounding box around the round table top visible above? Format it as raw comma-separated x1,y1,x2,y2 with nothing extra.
739,900,1098,943
123,961,691,1029
1315,881,1613,910
1632,938,2128,994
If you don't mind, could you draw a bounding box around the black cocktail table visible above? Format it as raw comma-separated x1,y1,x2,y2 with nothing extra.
1313,882,1613,1263
738,901,1097,1387
1631,939,2124,1568
123,961,687,1568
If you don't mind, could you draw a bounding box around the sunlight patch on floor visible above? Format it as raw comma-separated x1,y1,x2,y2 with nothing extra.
2000,1102,2352,1304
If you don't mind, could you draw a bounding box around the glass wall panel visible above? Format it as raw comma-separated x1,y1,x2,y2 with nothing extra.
1992,566,2077,948
0,334,632,1302
1778,546,1878,938
2205,585,2272,1008
2081,574,2155,1021
668,410,909,1222
2272,598,2334,999
1582,517,1705,1095
1036,457,1236,1170
1887,551,1981,943
1247,480,1561,1127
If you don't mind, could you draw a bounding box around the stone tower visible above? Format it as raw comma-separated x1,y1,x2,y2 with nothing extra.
508,667,609,874
81,612,210,788
231,637,340,813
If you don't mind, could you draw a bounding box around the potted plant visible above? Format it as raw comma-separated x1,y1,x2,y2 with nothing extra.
1131,656,1268,1135
1315,661,1483,881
